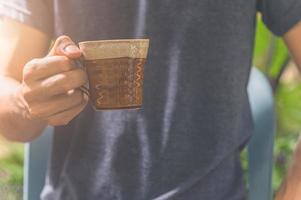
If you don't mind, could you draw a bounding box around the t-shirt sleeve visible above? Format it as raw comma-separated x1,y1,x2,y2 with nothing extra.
0,0,53,36
258,0,301,36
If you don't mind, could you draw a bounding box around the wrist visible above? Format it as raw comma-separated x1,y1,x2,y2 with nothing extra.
3,86,47,142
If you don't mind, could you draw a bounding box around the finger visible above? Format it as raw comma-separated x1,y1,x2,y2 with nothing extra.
24,68,87,101
28,89,85,119
23,56,76,82
41,68,88,97
46,97,88,126
48,35,81,59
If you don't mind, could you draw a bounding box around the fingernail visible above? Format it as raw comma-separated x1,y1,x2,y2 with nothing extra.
64,45,80,54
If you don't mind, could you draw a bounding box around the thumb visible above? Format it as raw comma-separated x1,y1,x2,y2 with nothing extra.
48,35,81,59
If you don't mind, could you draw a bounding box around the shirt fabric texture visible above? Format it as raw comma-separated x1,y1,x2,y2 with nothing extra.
1,0,301,199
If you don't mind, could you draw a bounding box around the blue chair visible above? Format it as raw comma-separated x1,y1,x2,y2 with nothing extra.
23,126,53,200
247,68,275,200
23,67,275,200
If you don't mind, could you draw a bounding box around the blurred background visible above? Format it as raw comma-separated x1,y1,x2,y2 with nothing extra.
0,14,301,199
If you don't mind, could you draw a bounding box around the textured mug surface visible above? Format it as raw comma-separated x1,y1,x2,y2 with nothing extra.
79,39,149,110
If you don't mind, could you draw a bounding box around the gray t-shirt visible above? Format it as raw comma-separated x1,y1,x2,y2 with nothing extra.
1,0,301,199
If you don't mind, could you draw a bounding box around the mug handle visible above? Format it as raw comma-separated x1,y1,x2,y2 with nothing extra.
73,57,90,97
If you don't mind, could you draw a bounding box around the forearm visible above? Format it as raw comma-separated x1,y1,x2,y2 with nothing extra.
284,21,301,69
0,76,46,142
275,164,301,200
275,136,301,200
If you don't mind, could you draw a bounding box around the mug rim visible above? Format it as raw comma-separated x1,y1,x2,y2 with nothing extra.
79,38,149,46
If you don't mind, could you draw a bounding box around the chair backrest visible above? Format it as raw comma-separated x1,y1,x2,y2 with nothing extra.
23,127,53,200
247,67,275,200
23,67,275,200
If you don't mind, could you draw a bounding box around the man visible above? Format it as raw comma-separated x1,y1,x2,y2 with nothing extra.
0,0,300,199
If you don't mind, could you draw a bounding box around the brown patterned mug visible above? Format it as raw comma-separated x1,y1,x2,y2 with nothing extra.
79,39,149,110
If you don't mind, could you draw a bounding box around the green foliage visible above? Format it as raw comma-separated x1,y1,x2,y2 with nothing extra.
271,82,301,192
240,149,249,186
253,16,273,69
276,83,301,134
0,144,23,199
268,39,289,79
0,147,23,185
272,134,298,191
253,15,289,79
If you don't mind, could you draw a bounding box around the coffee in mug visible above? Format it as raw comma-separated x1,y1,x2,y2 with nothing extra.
79,39,149,110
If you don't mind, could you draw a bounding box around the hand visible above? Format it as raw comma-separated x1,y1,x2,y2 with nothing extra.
18,35,88,126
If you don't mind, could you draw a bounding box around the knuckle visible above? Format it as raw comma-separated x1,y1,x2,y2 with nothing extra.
23,59,40,81
25,58,40,70
57,35,72,43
